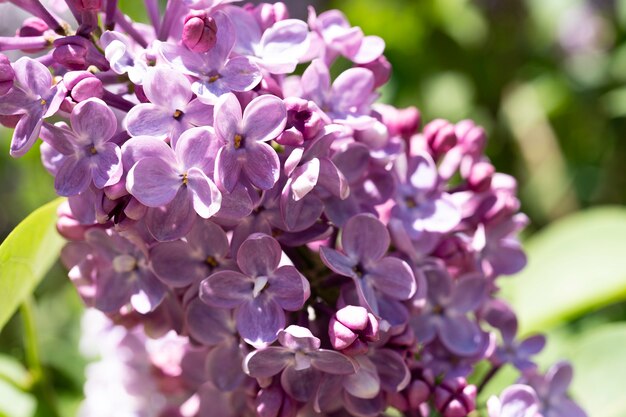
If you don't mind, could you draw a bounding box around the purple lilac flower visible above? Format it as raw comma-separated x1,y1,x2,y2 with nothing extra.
200,233,310,347
320,213,416,313
226,5,310,74
157,11,261,104
0,53,15,95
0,57,65,157
100,30,150,84
244,325,356,401
125,126,222,225
40,98,122,196
125,66,214,143
522,362,587,417
410,264,488,357
213,92,286,192
487,385,541,417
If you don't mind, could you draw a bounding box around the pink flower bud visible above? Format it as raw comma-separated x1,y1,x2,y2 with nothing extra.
182,10,218,53
0,54,14,95
424,118,458,159
53,36,109,70
434,378,476,417
253,2,289,31
376,103,421,140
468,161,495,192
329,305,379,355
18,17,49,37
63,71,103,102
455,119,486,156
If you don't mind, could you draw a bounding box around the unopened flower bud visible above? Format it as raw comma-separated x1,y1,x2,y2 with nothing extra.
182,10,218,53
468,161,495,192
18,17,49,37
253,2,289,31
358,56,392,88
276,97,326,145
455,119,486,157
376,103,421,140
329,305,379,355
434,378,476,417
63,71,103,102
53,36,109,70
0,54,14,95
424,119,458,159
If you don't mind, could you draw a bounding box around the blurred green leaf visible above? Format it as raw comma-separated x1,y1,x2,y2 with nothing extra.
0,199,65,331
501,206,626,335
0,355,35,417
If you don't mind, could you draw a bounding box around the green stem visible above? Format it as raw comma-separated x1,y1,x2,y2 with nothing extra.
20,298,60,417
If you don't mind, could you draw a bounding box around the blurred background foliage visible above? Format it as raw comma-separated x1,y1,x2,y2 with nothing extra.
1,0,626,416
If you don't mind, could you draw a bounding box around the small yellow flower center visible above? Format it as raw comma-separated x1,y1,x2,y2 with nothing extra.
234,134,243,149
208,74,220,83
182,173,189,185
205,256,218,267
405,197,417,208
173,109,183,120
40,98,47,106
89,146,97,155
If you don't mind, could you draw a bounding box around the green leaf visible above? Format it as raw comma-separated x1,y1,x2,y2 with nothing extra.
0,354,35,417
0,198,65,331
500,206,626,335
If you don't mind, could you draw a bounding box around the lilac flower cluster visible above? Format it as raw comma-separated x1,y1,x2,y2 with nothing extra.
0,1,587,416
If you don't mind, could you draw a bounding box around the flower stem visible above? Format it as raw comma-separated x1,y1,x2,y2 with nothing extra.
477,364,501,394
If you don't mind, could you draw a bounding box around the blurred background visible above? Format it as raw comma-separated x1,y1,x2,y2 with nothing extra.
1,0,626,416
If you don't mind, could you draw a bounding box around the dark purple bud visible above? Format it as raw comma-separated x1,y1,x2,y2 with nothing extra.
358,56,392,89
182,10,218,53
0,54,14,95
276,97,325,145
377,103,421,140
468,161,495,192
253,2,289,31
329,305,379,355
63,71,103,102
18,17,49,37
53,36,109,70
433,236,474,277
434,378,476,417
424,119,458,159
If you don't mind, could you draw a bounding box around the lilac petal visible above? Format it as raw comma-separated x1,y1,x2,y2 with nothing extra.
150,241,204,287
493,385,540,417
94,270,132,313
518,335,546,357
176,126,219,172
331,68,374,112
187,167,222,218
206,11,236,68
182,98,214,127
260,19,310,74
220,56,262,92
158,41,211,76
133,272,167,314
409,153,438,191
121,135,177,170
309,350,356,375
367,257,416,300
343,393,384,417
144,66,192,109
206,339,246,391
278,326,320,351
40,123,75,155
281,192,324,232
70,98,117,145
127,157,181,207
416,195,461,233
192,78,233,104
243,142,280,190
449,275,487,314
13,57,51,95
0,88,34,115
301,59,330,105
91,142,122,188
145,192,196,242
280,365,320,402
186,298,233,345
55,155,92,196
10,111,43,157
351,36,385,64
125,104,174,138
343,357,380,399
547,362,573,397
289,158,320,200
320,246,357,277
216,182,254,220
187,220,230,259
370,349,410,392
551,398,587,417
424,266,453,306
243,95,287,143
237,233,281,276
225,5,261,55
214,93,242,143
410,315,437,345
485,239,527,276
270,265,310,311
318,158,350,199
342,214,389,261
200,270,252,309
439,315,484,357
215,146,242,193
244,347,291,378
236,297,285,347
